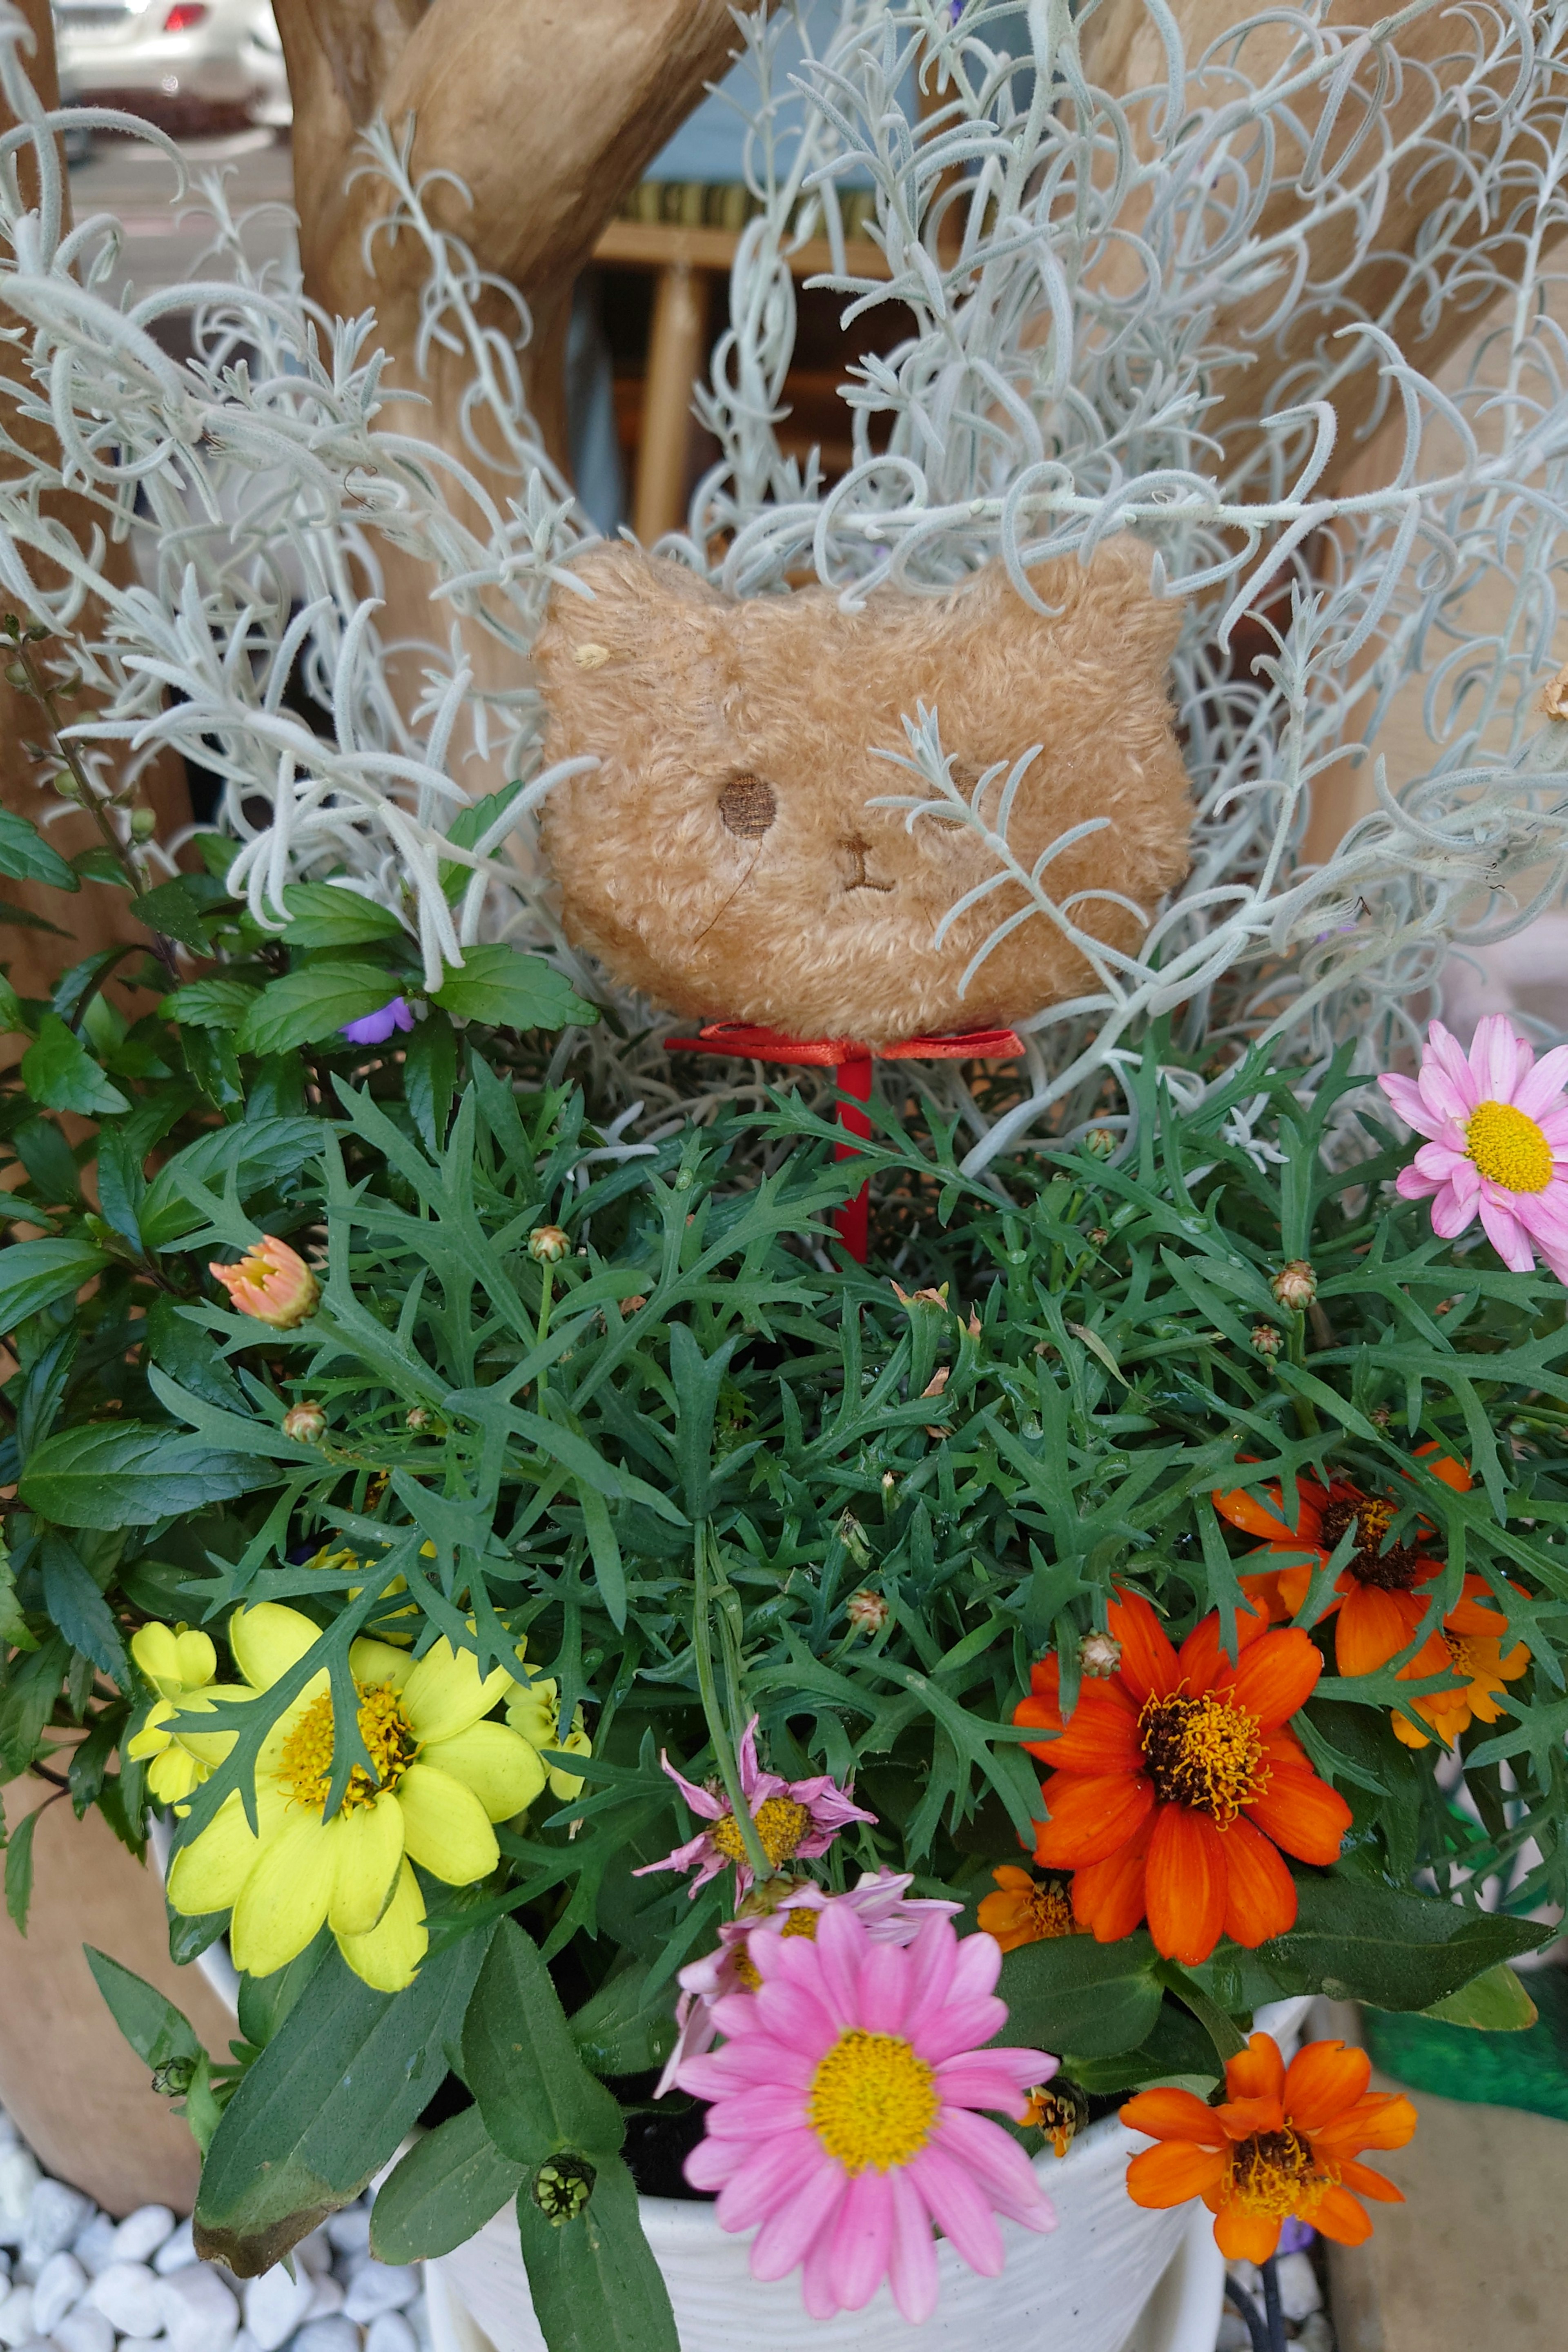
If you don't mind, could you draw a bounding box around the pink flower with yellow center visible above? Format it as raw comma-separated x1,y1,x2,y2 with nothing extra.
680,1904,1056,2324
209,1235,320,1329
1379,1015,1568,1280
634,1716,876,1898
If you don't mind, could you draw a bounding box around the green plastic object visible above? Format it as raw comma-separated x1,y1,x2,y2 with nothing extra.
1365,1970,1568,2123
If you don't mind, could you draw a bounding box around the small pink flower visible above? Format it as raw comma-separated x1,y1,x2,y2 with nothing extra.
1379,1016,1568,1281
634,1717,875,1899
655,1869,963,2097
680,1904,1056,2324
209,1235,319,1328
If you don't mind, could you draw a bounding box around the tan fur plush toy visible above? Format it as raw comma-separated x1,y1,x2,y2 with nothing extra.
533,537,1191,1047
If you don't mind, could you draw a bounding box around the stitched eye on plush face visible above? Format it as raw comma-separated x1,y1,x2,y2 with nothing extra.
717,771,777,840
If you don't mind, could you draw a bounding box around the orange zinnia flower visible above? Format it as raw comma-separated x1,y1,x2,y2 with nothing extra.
1392,1596,1530,1749
1013,1592,1351,1965
1122,2032,1417,2262
977,1864,1082,1952
1212,1448,1470,1676
209,1234,320,1330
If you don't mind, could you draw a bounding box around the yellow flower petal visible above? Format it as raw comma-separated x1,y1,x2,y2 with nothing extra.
130,1624,182,1696
327,1793,406,1937
231,1811,336,1975
147,1748,203,1804
401,1639,512,1745
504,1677,558,1751
394,1762,499,1884
167,1788,273,1914
423,1722,548,1822
230,1602,323,1692
337,1858,428,1991
349,1638,416,1691
548,1713,592,1804
173,1629,218,1689
126,1700,175,1761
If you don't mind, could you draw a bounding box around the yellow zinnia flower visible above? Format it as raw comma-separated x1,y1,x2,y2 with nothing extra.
166,1604,545,1992
125,1623,246,1808
505,1664,592,1801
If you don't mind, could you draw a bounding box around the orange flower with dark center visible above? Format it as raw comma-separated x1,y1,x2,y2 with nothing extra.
1392,1602,1530,1750
1122,2032,1417,2262
1012,1591,1352,1966
977,1864,1082,1951
1212,1447,1471,1677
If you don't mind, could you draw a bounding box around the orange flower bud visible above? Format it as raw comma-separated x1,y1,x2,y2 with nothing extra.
209,1236,319,1329
529,1224,570,1263
282,1401,327,1443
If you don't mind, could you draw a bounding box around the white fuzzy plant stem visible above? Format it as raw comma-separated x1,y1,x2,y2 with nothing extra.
0,0,1567,1168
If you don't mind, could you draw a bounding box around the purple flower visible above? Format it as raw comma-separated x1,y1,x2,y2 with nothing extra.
340,995,415,1046
1276,2217,1316,2254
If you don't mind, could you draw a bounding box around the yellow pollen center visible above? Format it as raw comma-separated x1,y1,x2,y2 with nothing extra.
1466,1099,1552,1193
1443,1631,1484,1679
710,1796,811,1868
808,2031,939,2174
276,1680,418,1815
1022,1881,1078,1938
1227,2127,1338,2220
1138,1689,1267,1826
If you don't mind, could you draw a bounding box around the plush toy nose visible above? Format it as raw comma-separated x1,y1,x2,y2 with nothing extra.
718,772,777,837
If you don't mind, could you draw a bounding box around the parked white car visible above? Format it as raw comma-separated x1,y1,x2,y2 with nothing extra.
53,1,290,133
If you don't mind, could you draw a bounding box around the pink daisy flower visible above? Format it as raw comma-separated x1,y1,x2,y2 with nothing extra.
1379,1014,1568,1281
633,1716,876,1899
679,1903,1057,2325
654,1869,964,2097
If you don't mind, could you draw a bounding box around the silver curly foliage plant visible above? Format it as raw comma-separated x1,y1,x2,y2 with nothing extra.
2,0,1568,1171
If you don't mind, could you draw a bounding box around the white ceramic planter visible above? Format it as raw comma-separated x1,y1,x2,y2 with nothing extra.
428,1997,1312,2352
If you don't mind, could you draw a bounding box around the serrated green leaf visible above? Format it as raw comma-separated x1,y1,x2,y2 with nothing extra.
238,961,408,1056
0,1237,109,1337
139,1116,323,1248
432,945,597,1034
0,895,70,935
4,1805,42,1933
403,1010,456,1151
39,1529,128,1680
72,845,126,885
370,2107,524,2263
0,804,76,889
279,883,408,949
160,978,260,1030
19,1422,270,1528
20,1014,131,1114
130,878,213,953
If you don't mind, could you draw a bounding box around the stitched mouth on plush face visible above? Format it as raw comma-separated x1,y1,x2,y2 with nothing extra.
841,833,896,894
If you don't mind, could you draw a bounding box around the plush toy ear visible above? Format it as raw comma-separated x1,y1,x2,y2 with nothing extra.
541,541,718,675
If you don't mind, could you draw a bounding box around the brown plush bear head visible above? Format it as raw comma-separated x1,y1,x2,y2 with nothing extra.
533,537,1191,1047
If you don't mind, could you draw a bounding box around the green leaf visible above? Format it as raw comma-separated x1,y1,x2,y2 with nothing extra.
85,1946,208,2069
129,878,213,953
139,1116,324,1248
0,972,23,1032
568,1961,677,2079
432,945,597,1034
238,961,409,1056
514,2157,678,2352
72,844,126,886
39,1530,128,1680
143,1294,244,1409
370,2107,524,2263
0,1637,68,1775
20,1015,131,1115
19,1421,270,1528
0,896,69,935
194,1931,490,2276
279,884,408,949
0,1237,110,1337
1422,1961,1539,2031
463,1920,625,2164
0,1528,32,1648
403,1010,457,1152
0,805,76,889
996,1929,1164,2060
192,832,240,882
444,780,526,858
4,1805,42,1932
1256,1875,1555,2010
160,978,261,1031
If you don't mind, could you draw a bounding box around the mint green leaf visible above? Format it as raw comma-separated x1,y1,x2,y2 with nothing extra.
4,1806,42,1933
21,1015,131,1114
129,878,213,953
238,961,408,1056
0,1237,109,1336
39,1530,128,1680
139,1116,323,1249
71,845,126,886
191,833,240,882
370,2109,524,2264
19,1422,271,1528
0,805,76,890
280,884,407,949
160,978,260,1030
432,946,596,1034
0,896,70,935
0,974,25,1032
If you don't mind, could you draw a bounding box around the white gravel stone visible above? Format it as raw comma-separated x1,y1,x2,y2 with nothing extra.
343,2261,417,2323
67,2218,116,2281
50,2303,116,2352
157,2260,239,2352
325,2209,370,2258
366,2313,418,2352
87,2261,163,2339
1215,2317,1251,2352
1297,2313,1335,2352
243,2261,316,2351
292,2319,360,2352
152,2219,196,2275
21,2186,93,2271
1275,2249,1323,2321
110,2207,176,2267
0,2115,17,2153
29,2252,84,2336
0,2286,34,2348
232,2331,263,2352
295,2231,333,2280
115,2339,168,2352
0,2157,39,2251
305,2274,345,2320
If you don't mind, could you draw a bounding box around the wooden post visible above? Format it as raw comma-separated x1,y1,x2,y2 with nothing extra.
634,259,708,545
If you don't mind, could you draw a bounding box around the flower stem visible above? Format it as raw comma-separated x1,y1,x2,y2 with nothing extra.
691,1521,772,1890
1154,1962,1249,2063
535,1264,553,1407
1223,2275,1274,2352
1261,2255,1287,2352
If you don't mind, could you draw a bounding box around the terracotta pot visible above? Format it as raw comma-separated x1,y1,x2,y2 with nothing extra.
0,1771,238,2216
